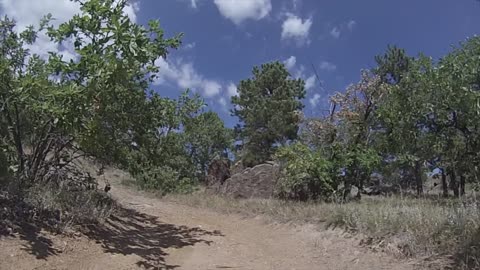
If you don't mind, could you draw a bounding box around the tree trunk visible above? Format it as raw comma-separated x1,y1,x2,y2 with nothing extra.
4,104,25,175
449,169,459,197
460,174,466,197
356,173,363,200
441,169,448,197
343,168,352,202
343,181,351,202
414,161,423,195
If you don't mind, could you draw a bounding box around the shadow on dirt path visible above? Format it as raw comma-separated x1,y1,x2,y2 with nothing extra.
83,207,224,269
0,192,60,260
18,223,59,260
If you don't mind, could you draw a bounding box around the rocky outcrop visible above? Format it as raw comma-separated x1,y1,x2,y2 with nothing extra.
210,161,280,199
230,160,245,175
205,159,231,189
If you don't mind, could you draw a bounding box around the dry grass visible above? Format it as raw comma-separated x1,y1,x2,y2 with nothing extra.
25,184,118,229
1,178,117,236
165,190,480,269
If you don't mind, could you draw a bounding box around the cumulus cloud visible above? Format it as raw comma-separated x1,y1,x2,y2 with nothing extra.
291,0,301,10
203,80,222,97
216,83,237,111
227,82,238,97
292,64,306,79
281,57,324,108
309,93,321,107
0,0,139,59
288,62,316,91
177,0,199,8
329,20,356,40
281,13,312,45
184,42,196,50
305,75,316,90
0,0,79,59
214,0,272,25
154,57,223,98
218,97,228,111
330,27,340,39
347,20,356,30
190,0,198,8
319,61,336,71
284,56,297,70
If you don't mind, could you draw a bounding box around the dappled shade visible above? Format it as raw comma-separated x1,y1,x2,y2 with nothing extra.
83,207,224,269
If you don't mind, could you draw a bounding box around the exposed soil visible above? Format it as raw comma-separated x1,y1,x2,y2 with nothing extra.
0,174,417,270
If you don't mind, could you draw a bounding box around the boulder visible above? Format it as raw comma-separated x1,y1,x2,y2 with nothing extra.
205,159,231,188
230,160,245,175
363,184,399,196
216,161,280,199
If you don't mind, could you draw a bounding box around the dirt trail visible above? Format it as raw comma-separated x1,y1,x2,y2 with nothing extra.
0,176,416,270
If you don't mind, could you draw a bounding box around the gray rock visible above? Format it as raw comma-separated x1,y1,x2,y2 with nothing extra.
217,162,280,199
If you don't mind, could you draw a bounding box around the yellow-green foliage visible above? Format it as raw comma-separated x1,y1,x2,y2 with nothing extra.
275,142,337,201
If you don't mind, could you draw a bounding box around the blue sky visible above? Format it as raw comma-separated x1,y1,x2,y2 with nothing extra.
1,0,480,127
144,0,480,127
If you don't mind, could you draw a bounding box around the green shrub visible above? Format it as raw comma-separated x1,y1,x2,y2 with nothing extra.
133,165,196,195
275,142,338,201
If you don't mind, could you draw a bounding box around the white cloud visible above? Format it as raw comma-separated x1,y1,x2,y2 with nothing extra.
218,83,237,111
184,42,196,50
214,0,272,25
293,64,306,79
0,0,80,31
305,75,316,90
178,0,199,9
309,93,321,107
154,57,223,98
0,0,139,59
292,0,301,10
218,97,228,109
319,61,336,71
203,80,222,97
330,27,340,39
190,0,198,8
0,0,79,59
177,64,202,89
281,13,312,45
347,20,356,31
120,1,139,23
329,20,356,40
286,61,317,92
284,56,297,70
227,82,238,97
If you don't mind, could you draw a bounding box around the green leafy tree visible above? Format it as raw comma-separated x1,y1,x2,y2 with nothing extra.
375,55,435,195
0,16,62,183
45,0,183,165
374,45,413,85
429,36,480,196
1,0,186,191
330,71,384,198
232,61,305,167
284,38,480,201
184,110,233,179
127,91,205,193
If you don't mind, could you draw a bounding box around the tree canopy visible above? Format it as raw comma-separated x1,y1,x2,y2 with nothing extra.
2,0,480,202
231,61,305,167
